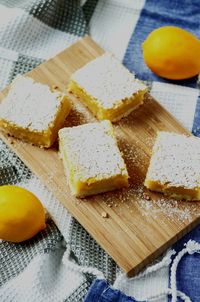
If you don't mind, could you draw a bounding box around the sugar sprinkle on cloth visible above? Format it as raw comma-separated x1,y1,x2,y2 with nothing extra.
0,0,200,302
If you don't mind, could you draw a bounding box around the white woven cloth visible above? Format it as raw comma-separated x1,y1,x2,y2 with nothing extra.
0,1,199,301
0,248,85,302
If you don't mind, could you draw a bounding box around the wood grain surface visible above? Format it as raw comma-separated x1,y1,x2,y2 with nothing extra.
1,36,200,276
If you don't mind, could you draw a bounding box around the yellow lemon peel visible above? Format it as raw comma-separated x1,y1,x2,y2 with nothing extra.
142,26,200,80
0,185,46,243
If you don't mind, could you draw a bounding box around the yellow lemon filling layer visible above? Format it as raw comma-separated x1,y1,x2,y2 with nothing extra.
68,79,146,122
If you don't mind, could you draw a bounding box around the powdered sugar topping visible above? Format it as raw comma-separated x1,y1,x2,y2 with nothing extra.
59,120,128,181
71,53,147,109
0,75,62,131
146,131,200,189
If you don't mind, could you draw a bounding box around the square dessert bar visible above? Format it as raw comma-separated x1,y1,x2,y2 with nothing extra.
59,120,129,197
144,131,200,200
68,53,147,122
0,76,71,148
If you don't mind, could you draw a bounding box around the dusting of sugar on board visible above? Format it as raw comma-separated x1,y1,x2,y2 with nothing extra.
63,95,96,127
102,183,200,223
135,186,198,222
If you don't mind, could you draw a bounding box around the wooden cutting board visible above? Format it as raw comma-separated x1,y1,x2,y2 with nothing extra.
1,36,200,276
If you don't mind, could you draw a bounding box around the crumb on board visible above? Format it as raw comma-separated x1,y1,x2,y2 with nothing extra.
52,85,59,90
143,192,151,200
101,211,109,218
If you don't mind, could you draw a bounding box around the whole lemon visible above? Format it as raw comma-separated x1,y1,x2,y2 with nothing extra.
0,185,46,243
142,26,200,80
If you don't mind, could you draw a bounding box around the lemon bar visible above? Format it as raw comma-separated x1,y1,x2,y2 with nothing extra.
144,131,200,200
0,76,71,148
59,120,129,197
68,53,147,122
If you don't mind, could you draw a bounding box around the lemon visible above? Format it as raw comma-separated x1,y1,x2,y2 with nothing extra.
142,26,200,80
0,185,46,243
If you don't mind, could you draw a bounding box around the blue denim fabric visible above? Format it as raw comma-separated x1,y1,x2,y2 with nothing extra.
192,95,200,137
84,279,146,302
169,227,200,302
